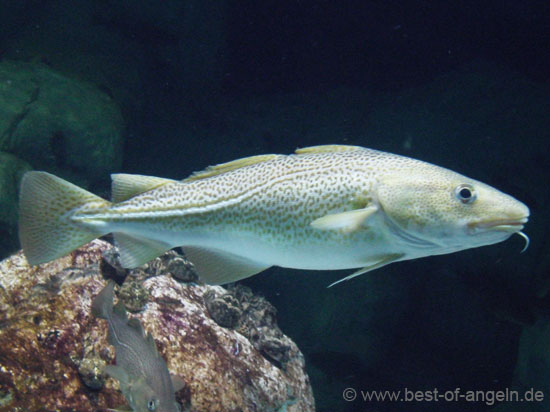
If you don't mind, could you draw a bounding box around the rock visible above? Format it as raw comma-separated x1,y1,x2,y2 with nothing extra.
2,1,146,137
203,285,295,368
0,60,124,182
0,151,32,258
0,240,314,412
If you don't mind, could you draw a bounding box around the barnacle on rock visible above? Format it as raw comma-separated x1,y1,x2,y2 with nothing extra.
78,356,107,390
165,254,198,283
32,274,63,295
146,250,199,283
100,247,127,281
118,277,149,313
250,326,292,366
207,285,294,368
204,290,242,329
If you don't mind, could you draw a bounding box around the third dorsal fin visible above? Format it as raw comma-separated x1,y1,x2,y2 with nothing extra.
295,145,363,155
111,174,176,203
184,154,281,181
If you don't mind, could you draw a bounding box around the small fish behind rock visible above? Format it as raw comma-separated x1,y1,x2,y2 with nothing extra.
92,281,183,412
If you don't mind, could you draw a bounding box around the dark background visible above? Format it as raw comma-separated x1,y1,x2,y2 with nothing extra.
1,1,549,411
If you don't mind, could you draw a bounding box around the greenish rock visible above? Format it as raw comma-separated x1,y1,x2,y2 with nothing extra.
1,2,146,143
0,152,31,258
0,60,124,181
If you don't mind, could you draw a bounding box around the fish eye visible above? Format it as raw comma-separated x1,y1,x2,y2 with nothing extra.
147,398,159,411
455,184,476,204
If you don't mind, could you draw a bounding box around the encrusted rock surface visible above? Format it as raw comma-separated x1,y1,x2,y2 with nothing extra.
0,240,314,411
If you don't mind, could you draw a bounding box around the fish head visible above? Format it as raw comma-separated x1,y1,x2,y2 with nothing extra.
376,162,529,253
125,377,181,412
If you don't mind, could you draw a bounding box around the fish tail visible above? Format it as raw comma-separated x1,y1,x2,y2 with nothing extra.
91,281,115,319
18,171,111,265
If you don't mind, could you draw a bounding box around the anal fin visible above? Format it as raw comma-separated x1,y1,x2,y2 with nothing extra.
328,253,405,288
182,246,270,285
114,233,172,268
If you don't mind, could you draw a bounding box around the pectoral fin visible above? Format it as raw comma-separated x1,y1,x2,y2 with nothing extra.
310,206,378,233
327,253,405,288
171,374,186,392
182,246,270,285
106,407,133,412
104,365,130,386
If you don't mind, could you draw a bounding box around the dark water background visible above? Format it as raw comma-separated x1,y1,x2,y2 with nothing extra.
1,1,549,411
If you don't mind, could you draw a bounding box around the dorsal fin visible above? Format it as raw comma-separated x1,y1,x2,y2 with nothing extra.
184,154,280,181
295,145,363,154
127,318,146,337
146,333,160,356
111,174,176,203
113,301,128,319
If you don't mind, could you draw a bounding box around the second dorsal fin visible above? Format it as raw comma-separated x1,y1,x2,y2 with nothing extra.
185,154,281,181
127,318,146,337
111,174,176,203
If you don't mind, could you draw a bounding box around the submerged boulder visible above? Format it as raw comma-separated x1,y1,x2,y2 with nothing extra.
0,240,314,411
0,60,124,182
0,151,31,258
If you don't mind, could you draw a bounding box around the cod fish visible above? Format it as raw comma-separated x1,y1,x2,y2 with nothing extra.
92,281,183,412
19,145,529,286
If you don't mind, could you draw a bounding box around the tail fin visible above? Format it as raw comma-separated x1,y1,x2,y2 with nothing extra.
18,171,110,265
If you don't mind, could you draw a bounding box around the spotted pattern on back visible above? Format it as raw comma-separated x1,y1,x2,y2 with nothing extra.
78,146,428,249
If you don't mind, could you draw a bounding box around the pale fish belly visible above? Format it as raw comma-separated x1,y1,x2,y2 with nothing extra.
112,218,392,271
102,198,392,272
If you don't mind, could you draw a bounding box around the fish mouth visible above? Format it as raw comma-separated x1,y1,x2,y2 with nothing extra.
469,216,529,233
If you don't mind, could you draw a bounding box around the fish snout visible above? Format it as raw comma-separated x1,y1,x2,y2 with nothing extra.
471,216,528,232
469,202,529,234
